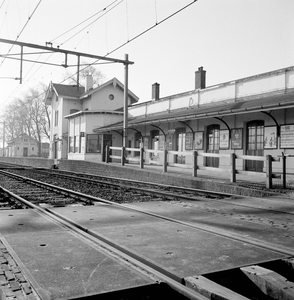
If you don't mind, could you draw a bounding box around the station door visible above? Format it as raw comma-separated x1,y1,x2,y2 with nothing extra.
151,130,160,157
206,124,220,168
176,128,186,164
103,134,112,162
246,120,264,172
23,147,28,157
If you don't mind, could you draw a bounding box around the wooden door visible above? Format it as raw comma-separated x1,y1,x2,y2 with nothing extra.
246,121,264,172
206,125,220,167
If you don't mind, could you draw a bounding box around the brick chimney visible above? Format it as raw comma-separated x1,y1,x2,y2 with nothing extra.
195,67,206,90
152,83,160,101
85,75,93,92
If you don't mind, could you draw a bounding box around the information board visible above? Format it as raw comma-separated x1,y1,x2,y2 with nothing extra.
185,132,193,150
280,124,294,148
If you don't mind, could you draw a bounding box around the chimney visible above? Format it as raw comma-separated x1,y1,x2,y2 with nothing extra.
85,75,93,92
195,67,206,90
152,82,160,101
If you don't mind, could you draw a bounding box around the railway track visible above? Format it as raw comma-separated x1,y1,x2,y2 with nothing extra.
0,167,234,203
1,167,294,299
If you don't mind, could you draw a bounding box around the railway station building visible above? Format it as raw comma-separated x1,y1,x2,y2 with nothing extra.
44,77,139,160
46,65,294,175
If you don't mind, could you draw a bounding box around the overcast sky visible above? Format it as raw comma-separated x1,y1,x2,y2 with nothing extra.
0,0,293,111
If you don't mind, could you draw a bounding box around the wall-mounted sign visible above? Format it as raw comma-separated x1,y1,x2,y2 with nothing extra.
185,132,193,150
264,126,277,149
194,131,203,150
158,135,165,150
143,137,149,149
231,128,243,149
219,129,229,149
280,124,294,149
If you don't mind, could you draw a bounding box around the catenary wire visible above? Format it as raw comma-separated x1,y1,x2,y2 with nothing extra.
1,0,197,107
0,0,42,68
49,0,121,45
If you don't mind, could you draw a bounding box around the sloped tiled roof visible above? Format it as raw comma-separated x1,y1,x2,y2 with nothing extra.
52,84,85,98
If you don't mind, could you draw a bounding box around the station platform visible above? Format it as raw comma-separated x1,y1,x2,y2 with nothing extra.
104,162,294,198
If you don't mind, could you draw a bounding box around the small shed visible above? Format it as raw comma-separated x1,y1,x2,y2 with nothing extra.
6,133,39,157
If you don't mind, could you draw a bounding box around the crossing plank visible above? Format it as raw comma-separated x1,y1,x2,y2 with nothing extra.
185,275,250,300
241,265,294,300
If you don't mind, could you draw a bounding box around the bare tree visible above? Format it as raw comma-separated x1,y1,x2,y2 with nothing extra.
63,61,105,88
3,82,50,156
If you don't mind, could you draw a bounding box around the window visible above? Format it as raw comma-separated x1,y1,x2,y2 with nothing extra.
69,136,74,153
54,110,59,126
32,147,34,151
23,138,28,142
86,134,102,153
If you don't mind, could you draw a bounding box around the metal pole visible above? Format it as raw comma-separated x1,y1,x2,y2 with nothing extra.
77,55,80,90
2,122,4,157
20,46,23,84
123,54,129,148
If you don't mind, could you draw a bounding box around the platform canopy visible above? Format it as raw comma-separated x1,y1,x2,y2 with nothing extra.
93,91,294,133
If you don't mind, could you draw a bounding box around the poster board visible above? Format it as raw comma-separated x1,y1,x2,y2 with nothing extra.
264,126,277,149
143,137,149,149
219,129,229,149
166,134,173,150
158,135,165,150
231,128,243,149
185,132,193,150
280,124,294,149
194,131,203,150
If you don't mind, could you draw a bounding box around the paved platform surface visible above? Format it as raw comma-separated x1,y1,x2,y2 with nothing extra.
1,192,293,299
0,209,154,300
49,199,292,277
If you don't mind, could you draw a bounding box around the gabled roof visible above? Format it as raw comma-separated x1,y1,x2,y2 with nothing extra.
7,133,38,145
52,83,85,98
79,77,139,104
45,77,139,105
45,83,85,104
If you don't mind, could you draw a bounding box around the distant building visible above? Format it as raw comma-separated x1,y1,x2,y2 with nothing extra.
6,133,39,157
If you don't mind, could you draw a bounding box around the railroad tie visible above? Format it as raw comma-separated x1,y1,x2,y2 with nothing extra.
240,265,294,300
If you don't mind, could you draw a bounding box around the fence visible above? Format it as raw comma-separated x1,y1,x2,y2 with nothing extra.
105,146,286,189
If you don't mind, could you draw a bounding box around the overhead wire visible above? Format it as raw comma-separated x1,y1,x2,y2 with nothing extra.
64,0,197,82
49,0,121,46
0,0,42,68
0,0,119,107
57,0,123,48
1,0,197,108
0,0,6,10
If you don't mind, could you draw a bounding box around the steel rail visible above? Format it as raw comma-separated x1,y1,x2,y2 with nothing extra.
1,169,294,257
0,185,207,300
20,168,233,199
